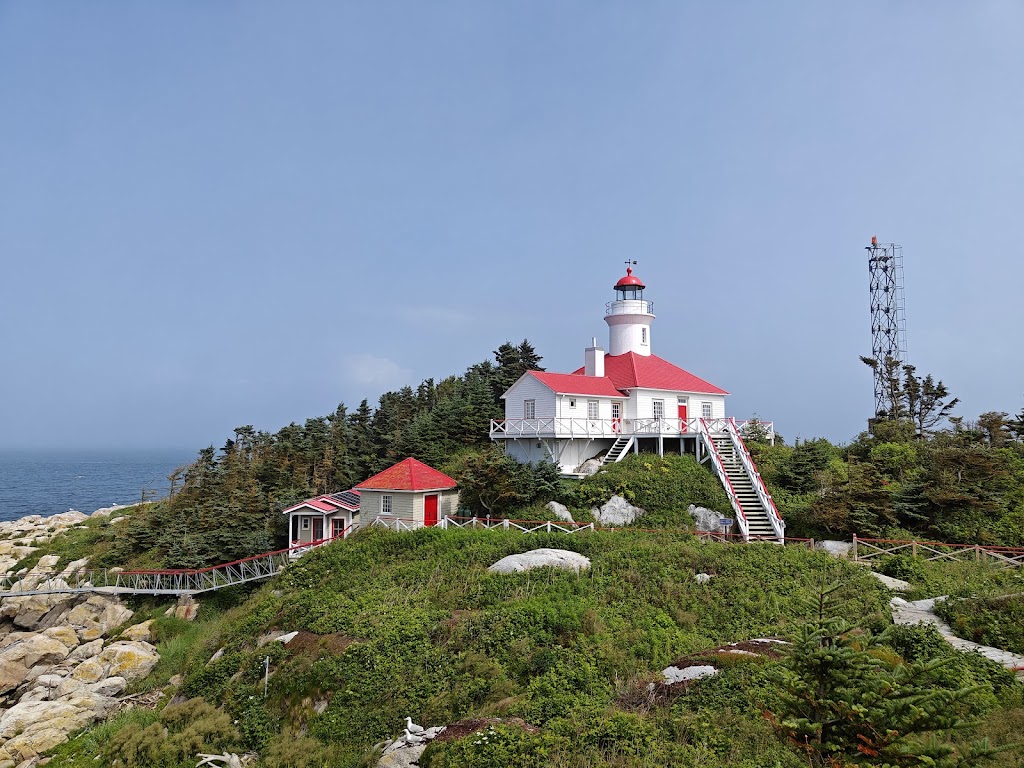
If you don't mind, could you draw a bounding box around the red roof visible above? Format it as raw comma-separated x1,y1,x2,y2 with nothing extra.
614,267,645,289
283,490,361,515
571,353,728,395
528,371,624,397
355,457,457,492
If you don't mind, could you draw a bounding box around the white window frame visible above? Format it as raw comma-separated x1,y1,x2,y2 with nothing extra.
641,327,648,344
702,402,713,419
301,517,310,530
653,399,664,420
381,494,393,515
524,399,536,419
587,400,600,419
332,518,346,538
611,402,621,419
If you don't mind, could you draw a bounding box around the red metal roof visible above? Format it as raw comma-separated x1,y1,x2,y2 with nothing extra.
571,353,728,395
355,457,457,492
282,490,361,515
614,267,645,289
528,371,624,397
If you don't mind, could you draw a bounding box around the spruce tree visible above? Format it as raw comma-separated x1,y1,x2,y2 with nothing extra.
770,583,997,767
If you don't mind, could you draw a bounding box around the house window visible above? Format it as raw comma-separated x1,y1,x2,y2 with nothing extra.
611,402,621,419
702,402,713,419
524,399,536,419
653,400,664,420
300,517,310,530
641,327,648,344
587,400,599,419
381,494,393,515
569,399,576,408
332,519,346,538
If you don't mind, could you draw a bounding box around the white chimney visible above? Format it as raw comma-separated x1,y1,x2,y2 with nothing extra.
585,337,605,377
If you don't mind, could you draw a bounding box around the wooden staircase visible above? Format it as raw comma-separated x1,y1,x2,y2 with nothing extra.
709,434,779,541
601,434,635,465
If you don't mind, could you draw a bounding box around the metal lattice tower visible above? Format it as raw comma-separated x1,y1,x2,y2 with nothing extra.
866,236,907,418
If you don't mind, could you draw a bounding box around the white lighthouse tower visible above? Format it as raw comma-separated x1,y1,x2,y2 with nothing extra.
605,266,654,356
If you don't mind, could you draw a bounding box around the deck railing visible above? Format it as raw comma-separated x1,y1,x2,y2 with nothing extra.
490,417,773,440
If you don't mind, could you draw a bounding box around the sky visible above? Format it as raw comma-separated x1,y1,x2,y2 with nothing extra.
1,2,1023,452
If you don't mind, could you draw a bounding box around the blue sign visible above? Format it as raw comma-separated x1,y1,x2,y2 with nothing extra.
719,518,733,527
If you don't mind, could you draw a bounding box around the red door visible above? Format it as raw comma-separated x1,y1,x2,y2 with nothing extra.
678,403,688,432
424,494,439,527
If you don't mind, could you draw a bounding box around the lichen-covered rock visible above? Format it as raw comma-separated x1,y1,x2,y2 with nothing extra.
592,495,644,526
120,619,155,643
64,595,133,641
817,540,853,558
488,549,591,574
166,595,199,622
0,632,75,694
71,640,159,684
577,458,603,476
545,502,574,524
688,504,722,532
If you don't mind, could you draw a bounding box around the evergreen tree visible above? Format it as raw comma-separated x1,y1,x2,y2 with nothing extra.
770,583,996,767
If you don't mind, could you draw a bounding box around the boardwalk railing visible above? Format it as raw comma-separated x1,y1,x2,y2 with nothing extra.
0,538,336,598
851,535,1024,569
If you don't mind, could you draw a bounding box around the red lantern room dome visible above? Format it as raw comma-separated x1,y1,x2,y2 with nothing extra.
614,267,645,290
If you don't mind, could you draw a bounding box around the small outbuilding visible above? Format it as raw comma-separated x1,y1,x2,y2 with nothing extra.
284,490,360,552
355,457,459,528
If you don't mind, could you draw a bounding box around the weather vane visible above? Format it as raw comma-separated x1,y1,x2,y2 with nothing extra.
624,259,637,267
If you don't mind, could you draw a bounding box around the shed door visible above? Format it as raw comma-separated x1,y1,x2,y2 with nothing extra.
312,518,324,541
424,494,439,527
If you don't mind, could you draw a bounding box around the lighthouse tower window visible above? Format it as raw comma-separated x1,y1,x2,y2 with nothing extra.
641,328,647,344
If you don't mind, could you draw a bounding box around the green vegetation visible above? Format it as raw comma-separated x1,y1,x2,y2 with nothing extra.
936,593,1024,655
47,527,1024,768
575,454,730,525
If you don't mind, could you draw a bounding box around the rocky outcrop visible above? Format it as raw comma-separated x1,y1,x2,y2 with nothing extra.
488,549,591,574
0,508,158,765
688,505,721,532
545,502,574,524
591,495,644,526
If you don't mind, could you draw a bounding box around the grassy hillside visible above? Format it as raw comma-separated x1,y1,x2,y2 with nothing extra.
46,527,1024,768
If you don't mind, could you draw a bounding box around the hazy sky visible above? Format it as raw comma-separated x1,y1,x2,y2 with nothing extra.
2,2,1023,452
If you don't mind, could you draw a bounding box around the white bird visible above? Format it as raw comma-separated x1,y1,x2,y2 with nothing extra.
403,729,426,746
405,716,425,734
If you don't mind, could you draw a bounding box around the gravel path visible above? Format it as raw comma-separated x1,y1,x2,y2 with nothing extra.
890,597,1024,680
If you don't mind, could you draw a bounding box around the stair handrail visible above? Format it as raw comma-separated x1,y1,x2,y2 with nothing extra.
725,418,785,540
698,418,749,539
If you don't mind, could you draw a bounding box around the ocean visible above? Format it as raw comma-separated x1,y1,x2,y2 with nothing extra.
0,450,195,523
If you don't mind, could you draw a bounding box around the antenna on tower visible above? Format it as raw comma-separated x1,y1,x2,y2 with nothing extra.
865,236,908,422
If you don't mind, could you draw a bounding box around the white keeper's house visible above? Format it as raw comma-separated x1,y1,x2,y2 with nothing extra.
489,266,785,542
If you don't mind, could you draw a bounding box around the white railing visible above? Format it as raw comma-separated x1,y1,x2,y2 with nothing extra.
288,525,359,558
490,417,772,440
439,516,595,534
606,299,654,316
697,418,750,540
724,419,785,541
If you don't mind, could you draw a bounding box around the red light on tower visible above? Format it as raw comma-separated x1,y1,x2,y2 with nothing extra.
871,235,878,246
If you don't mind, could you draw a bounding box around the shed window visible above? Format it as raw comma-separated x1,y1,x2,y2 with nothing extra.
381,495,393,515
702,402,713,419
653,400,664,420
587,400,599,419
524,399,536,419
301,517,310,530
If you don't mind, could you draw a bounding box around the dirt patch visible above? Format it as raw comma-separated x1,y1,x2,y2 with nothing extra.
285,630,359,656
666,638,787,668
433,717,539,743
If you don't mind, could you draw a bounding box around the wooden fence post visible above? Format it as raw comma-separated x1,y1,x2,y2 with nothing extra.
852,534,858,561
912,540,918,558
